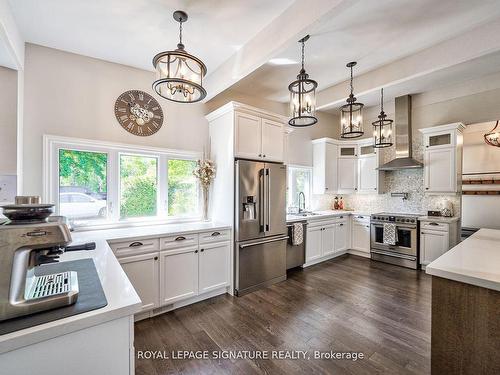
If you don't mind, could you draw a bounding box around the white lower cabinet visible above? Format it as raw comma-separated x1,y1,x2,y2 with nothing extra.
351,219,370,254
322,224,336,257
160,246,199,305
199,242,230,293
420,229,449,266
334,222,348,253
118,252,160,311
305,226,323,262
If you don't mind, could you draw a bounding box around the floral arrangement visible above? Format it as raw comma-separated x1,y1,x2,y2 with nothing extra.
193,159,216,188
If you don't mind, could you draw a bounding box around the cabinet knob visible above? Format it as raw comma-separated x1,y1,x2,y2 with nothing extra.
325,187,329,190
200,248,205,252
340,223,344,226
425,187,429,190
258,154,262,157
154,256,158,261
194,250,199,254
355,188,358,191
263,154,266,158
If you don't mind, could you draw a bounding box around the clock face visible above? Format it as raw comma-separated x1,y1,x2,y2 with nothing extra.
114,90,164,136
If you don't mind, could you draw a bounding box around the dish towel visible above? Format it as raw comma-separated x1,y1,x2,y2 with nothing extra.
292,223,304,246
383,223,398,245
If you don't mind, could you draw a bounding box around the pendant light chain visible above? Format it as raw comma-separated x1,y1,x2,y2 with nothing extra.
381,88,384,113
179,20,183,45
350,64,354,96
301,39,305,71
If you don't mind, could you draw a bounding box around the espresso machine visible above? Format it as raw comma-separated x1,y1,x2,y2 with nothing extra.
0,213,93,322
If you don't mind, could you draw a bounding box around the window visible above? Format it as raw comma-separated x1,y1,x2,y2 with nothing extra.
287,166,312,212
59,149,108,226
120,154,158,219
167,159,199,217
45,136,201,228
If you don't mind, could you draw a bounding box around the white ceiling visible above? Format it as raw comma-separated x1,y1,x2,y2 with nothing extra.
228,0,500,102
9,0,294,73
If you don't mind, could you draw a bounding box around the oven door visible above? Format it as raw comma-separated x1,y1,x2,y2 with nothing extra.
370,223,417,256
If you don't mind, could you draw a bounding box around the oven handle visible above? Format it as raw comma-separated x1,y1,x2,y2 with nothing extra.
371,223,417,230
371,249,416,261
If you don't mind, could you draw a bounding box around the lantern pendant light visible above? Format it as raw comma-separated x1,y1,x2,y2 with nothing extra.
288,35,318,127
372,88,394,148
484,120,500,147
340,62,364,138
152,11,207,103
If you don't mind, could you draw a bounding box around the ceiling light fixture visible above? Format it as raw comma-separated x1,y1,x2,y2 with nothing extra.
484,120,500,147
340,62,364,138
288,35,318,127
372,88,393,148
152,10,207,103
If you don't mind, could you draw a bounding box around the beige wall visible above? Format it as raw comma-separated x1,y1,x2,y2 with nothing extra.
22,44,208,196
207,89,339,166
0,66,17,174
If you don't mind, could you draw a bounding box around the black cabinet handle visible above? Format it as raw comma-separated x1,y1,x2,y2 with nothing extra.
429,222,439,226
263,154,266,158
340,223,344,226
211,232,221,236
358,216,364,218
175,236,186,241
129,241,143,247
200,249,205,252
194,250,198,254
154,256,158,261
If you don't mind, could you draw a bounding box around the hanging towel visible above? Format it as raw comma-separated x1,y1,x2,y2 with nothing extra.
383,223,398,245
292,222,304,246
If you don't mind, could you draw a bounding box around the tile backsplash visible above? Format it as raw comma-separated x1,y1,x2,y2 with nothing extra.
311,139,461,216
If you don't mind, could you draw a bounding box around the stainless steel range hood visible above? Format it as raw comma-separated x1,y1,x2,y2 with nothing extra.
378,95,423,171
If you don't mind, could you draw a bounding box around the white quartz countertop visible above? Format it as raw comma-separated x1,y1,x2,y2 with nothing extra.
0,221,230,354
286,210,372,223
426,228,500,292
418,215,460,223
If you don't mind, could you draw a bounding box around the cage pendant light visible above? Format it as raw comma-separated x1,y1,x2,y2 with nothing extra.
484,120,500,147
372,88,393,148
340,62,364,138
152,11,207,103
288,35,318,127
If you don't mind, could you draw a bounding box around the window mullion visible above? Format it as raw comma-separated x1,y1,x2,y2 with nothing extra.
158,154,168,218
108,150,120,222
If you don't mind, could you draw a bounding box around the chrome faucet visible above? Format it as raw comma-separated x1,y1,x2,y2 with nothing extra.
298,192,306,213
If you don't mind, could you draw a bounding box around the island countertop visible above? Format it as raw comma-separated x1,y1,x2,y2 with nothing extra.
0,220,230,354
426,228,500,292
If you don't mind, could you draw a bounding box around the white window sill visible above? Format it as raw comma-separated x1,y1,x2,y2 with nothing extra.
70,216,205,232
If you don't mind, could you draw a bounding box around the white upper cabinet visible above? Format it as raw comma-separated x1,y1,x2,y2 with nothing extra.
312,140,338,194
261,118,285,161
357,142,384,193
234,112,262,159
338,158,358,193
420,123,464,194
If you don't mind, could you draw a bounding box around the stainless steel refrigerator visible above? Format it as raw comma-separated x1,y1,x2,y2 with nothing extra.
234,159,287,296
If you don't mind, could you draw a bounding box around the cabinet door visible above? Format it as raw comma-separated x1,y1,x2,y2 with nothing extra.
325,142,337,193
424,148,455,193
351,222,370,253
306,226,323,262
261,118,284,162
119,253,160,311
235,112,262,159
421,230,449,265
358,155,378,192
160,247,199,305
338,158,358,192
199,242,230,294
322,224,336,257
334,222,348,253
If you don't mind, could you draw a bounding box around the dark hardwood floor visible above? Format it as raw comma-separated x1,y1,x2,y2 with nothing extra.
135,255,431,374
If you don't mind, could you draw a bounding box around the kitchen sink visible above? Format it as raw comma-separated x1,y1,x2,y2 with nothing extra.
292,212,320,217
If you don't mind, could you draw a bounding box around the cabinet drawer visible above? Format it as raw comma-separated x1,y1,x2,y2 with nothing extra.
160,233,199,251
199,229,231,244
421,221,449,232
110,238,160,258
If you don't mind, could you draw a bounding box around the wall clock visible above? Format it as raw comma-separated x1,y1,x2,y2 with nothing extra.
114,90,164,136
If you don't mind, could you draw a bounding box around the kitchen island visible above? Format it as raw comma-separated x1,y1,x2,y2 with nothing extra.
426,228,500,375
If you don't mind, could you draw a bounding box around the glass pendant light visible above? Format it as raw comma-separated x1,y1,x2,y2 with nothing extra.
372,88,393,148
484,121,500,147
152,11,207,103
340,62,364,138
288,35,318,127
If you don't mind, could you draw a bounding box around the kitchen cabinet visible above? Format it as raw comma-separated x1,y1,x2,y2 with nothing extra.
420,123,465,194
321,224,336,256
334,221,348,253
338,157,358,193
312,139,337,194
351,216,370,254
420,219,460,267
118,252,160,311
232,107,285,162
160,246,199,305
199,241,230,293
305,225,323,262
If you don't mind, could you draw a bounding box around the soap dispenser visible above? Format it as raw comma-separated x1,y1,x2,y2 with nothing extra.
339,197,344,210
333,196,339,210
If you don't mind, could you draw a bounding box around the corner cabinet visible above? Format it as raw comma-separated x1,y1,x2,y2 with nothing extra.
312,138,384,195
420,123,465,194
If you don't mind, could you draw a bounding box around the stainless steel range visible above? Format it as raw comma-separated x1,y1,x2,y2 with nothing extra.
370,213,420,269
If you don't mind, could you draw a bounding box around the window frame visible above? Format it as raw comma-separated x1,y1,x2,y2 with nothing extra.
44,135,202,229
286,164,313,212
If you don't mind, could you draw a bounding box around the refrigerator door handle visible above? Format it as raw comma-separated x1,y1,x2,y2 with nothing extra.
259,168,266,232
239,236,289,248
266,168,271,232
